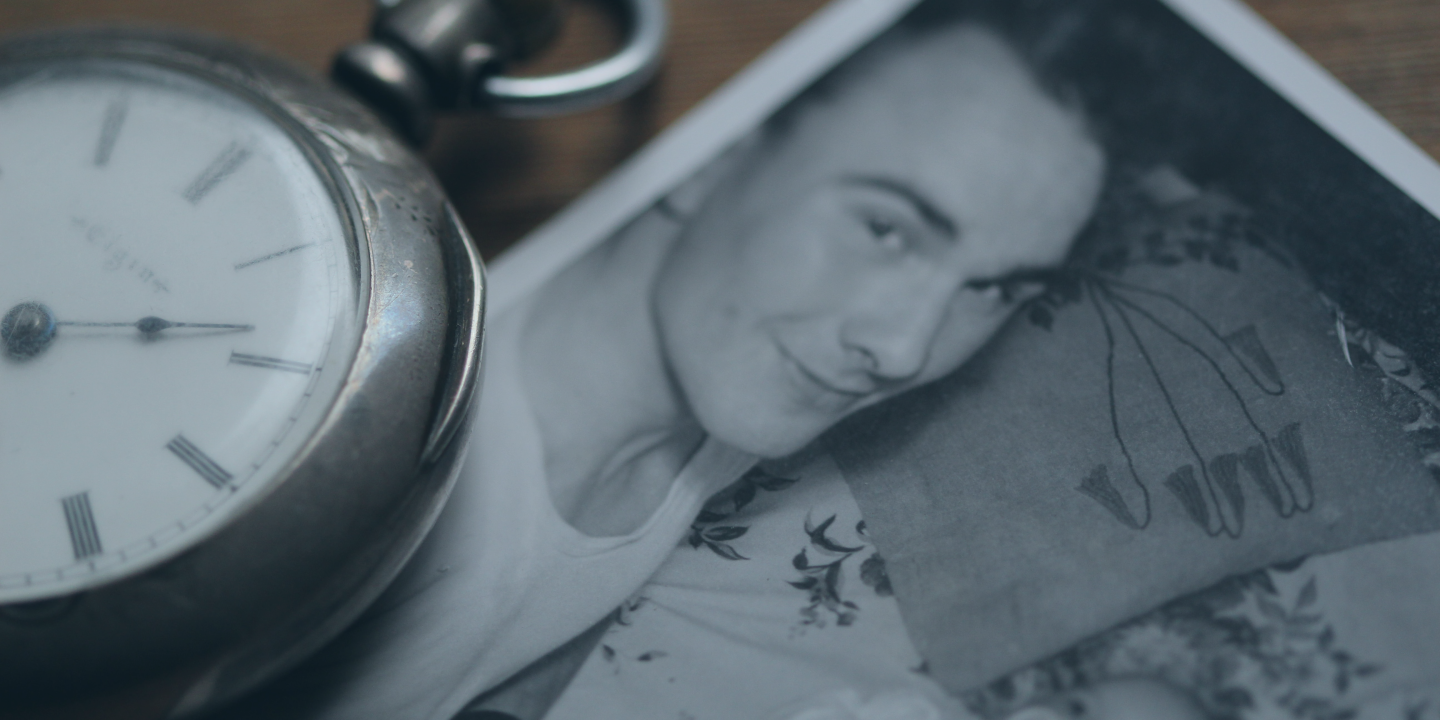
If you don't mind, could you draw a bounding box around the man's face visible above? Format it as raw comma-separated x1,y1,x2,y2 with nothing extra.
654,26,1105,458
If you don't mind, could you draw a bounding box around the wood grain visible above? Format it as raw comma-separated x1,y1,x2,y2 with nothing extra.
6,0,1432,256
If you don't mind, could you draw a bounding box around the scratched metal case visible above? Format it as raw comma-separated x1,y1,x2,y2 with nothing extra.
0,28,484,712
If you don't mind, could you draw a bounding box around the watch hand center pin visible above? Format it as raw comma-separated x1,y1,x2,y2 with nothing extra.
2,302,58,359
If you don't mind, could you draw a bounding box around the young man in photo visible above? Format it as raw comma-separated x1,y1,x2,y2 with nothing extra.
227,15,1105,720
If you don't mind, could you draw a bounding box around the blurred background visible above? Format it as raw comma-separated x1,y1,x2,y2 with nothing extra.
1,0,1436,260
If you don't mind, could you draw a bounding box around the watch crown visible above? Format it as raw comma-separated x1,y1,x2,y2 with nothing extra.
333,40,436,146
333,0,664,143
333,0,555,146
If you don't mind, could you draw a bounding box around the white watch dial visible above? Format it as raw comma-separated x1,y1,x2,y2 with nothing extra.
0,60,361,602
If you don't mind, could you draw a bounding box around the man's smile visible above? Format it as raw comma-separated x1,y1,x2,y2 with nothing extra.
774,340,871,411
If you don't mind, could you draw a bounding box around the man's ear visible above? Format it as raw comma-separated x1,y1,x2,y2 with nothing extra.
662,128,765,218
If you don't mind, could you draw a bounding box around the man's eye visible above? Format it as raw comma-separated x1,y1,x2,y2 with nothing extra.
865,217,905,250
1004,280,1048,304
999,281,1021,304
966,278,1047,305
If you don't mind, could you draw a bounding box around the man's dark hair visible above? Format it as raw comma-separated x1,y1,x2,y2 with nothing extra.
759,0,1103,147
756,0,1440,386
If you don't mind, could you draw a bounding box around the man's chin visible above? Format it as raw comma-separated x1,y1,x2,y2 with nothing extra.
699,412,825,460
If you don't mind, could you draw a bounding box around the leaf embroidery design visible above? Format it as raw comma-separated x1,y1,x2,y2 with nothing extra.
1025,169,1333,538
1081,278,1310,539
686,466,799,561
1336,314,1440,482
788,516,887,629
614,594,647,627
859,552,893,597
960,564,1385,720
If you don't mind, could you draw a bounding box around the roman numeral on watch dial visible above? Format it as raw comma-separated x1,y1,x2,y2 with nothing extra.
61,492,103,561
166,434,233,489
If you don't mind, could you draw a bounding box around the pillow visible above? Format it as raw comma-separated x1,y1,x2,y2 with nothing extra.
828,240,1440,695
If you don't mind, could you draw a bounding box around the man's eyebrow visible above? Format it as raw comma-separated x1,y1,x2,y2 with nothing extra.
841,175,959,239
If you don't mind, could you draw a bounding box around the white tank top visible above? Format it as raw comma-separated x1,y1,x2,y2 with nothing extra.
279,304,757,720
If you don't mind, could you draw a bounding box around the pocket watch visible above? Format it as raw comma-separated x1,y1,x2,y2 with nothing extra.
0,0,663,712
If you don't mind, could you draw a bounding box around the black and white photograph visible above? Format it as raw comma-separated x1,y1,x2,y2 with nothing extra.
203,0,1440,718
5,0,1440,718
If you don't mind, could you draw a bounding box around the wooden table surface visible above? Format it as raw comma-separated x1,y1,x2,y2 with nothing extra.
0,0,1436,717
2,0,1437,259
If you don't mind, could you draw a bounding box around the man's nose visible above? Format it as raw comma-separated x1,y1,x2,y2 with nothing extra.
838,282,953,382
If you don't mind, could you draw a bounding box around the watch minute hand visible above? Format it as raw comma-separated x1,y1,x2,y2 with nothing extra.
57,317,255,333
